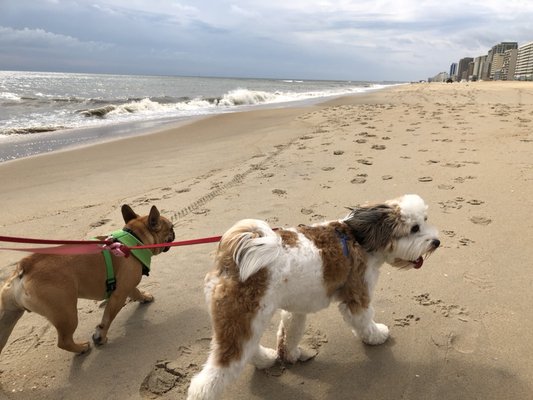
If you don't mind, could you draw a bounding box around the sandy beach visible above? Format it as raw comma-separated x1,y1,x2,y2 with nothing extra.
1,82,532,399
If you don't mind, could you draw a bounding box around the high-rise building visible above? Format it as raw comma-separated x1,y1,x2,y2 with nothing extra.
449,63,458,79
515,41,533,81
457,57,473,81
490,53,506,78
499,49,518,80
487,42,518,79
472,55,487,80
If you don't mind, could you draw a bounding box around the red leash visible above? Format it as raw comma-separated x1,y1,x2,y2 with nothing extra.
0,234,223,255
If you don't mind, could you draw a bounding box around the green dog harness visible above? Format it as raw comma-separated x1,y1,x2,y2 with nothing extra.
102,229,153,298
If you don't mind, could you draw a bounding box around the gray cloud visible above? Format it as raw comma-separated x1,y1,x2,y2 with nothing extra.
1,0,532,80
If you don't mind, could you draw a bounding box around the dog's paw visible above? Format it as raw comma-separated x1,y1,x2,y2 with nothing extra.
77,342,92,355
139,292,154,303
280,346,318,364
360,323,390,345
92,326,108,346
252,346,278,369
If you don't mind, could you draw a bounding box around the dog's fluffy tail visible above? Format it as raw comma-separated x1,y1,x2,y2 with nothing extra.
217,219,281,282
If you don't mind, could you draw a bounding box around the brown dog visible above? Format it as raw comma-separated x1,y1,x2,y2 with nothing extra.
0,204,174,354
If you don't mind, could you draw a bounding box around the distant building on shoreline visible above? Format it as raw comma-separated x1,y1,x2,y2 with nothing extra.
449,63,458,78
457,57,473,81
515,42,533,80
437,40,532,82
499,49,518,80
472,55,487,81
487,42,518,80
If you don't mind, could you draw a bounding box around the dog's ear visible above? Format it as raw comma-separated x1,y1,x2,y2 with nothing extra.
121,204,138,224
148,205,161,229
344,204,400,252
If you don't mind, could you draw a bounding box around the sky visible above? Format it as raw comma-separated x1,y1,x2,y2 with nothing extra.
1,0,532,82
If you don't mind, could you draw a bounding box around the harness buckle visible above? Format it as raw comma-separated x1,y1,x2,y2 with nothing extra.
106,277,117,294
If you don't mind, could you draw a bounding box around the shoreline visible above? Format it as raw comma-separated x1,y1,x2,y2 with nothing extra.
0,85,396,164
1,81,533,399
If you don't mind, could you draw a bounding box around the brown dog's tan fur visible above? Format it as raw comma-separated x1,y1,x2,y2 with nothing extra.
0,205,174,355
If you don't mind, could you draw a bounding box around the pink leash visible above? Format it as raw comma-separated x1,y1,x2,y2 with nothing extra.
0,234,224,256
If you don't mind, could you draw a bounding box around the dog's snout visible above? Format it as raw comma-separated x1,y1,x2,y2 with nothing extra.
431,239,441,248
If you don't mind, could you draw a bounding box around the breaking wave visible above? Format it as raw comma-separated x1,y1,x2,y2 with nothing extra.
1,71,397,140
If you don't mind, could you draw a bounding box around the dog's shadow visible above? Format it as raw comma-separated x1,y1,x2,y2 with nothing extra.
247,338,398,400
68,300,152,372
245,335,530,400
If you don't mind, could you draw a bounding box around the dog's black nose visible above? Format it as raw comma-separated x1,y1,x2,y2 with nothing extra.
432,239,441,248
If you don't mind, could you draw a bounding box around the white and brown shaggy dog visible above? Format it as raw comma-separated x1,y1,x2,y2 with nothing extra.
188,194,440,400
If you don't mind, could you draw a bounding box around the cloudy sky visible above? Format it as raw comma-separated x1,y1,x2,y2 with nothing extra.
1,0,532,81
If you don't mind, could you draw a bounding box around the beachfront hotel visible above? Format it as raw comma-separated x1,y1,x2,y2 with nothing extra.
515,41,533,80
429,41,533,82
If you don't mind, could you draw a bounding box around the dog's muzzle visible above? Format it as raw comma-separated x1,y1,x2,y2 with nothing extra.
163,229,175,252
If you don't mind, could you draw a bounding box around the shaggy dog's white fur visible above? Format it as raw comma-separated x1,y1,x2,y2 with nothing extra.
188,194,440,400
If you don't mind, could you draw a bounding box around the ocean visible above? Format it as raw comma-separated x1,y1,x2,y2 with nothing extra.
0,71,397,162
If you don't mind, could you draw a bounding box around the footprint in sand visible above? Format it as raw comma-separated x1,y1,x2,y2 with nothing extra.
272,189,287,196
90,219,111,228
321,167,335,171
371,144,386,150
463,272,495,291
140,338,210,398
470,216,492,225
351,174,368,184
431,319,487,356
382,175,393,180
459,237,474,246
301,208,313,215
444,162,464,168
438,184,455,190
467,199,484,206
454,176,477,183
357,159,373,165
418,176,433,182
394,314,420,327
299,135,314,140
333,150,344,155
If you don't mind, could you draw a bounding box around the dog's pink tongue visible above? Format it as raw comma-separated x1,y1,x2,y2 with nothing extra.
413,257,424,269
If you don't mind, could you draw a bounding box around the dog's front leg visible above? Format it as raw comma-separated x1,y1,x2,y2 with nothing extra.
93,292,127,346
339,303,389,345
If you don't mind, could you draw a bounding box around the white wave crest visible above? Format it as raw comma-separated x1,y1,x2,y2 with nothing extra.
109,98,165,115
0,92,21,101
218,89,277,106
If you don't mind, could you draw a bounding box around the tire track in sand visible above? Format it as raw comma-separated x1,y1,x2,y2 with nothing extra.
170,139,299,222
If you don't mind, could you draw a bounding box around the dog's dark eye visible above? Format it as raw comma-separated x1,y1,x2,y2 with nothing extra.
411,225,420,233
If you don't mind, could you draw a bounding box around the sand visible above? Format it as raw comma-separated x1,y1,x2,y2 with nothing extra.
0,81,532,399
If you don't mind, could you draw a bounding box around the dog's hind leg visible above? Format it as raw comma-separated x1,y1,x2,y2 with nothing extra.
338,303,389,345
188,329,274,399
0,277,25,354
53,307,91,354
276,310,310,363
187,346,247,400
188,306,276,399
